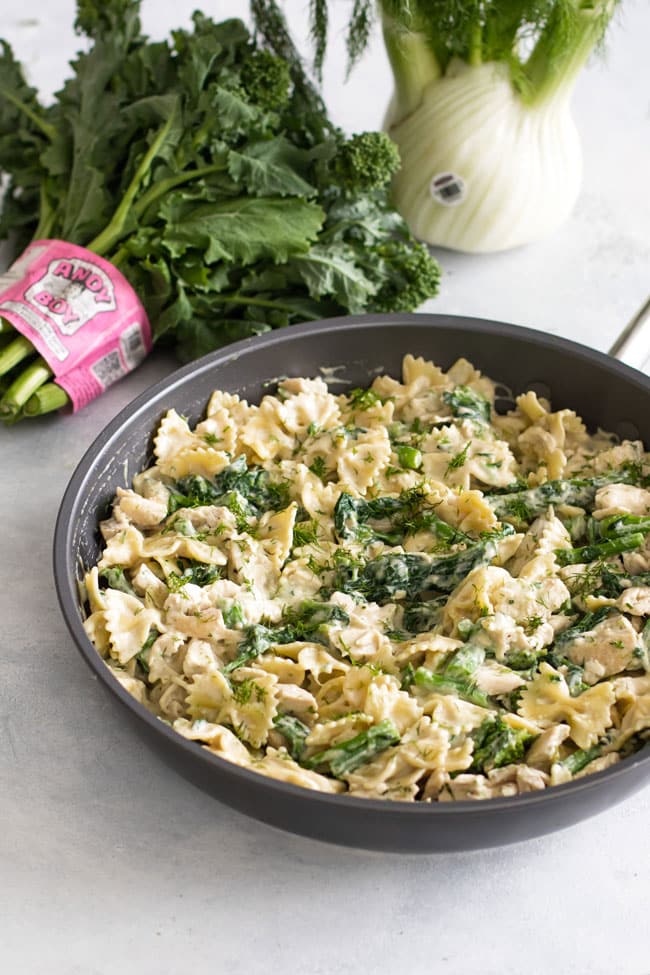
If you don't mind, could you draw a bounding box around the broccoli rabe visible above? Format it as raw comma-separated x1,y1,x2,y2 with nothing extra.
333,131,401,192
555,533,644,566
222,602,245,629
136,627,160,673
99,566,136,596
223,600,349,673
240,49,291,108
553,607,612,649
443,385,491,423
273,713,310,760
333,488,469,549
414,644,491,708
586,513,650,543
549,607,613,696
488,468,645,524
402,597,447,634
370,241,441,315
339,529,511,603
304,719,400,777
166,559,221,590
470,716,535,773
168,455,290,517
557,743,603,776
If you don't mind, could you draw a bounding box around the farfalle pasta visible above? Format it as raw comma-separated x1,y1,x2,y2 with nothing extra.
82,355,650,801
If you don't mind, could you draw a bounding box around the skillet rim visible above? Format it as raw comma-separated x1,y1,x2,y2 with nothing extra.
53,312,650,818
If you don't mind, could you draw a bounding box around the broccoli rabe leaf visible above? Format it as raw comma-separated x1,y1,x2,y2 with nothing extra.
223,600,349,673
443,385,491,423
136,626,160,672
273,713,310,760
553,607,613,649
402,597,447,634
168,456,290,517
166,559,221,590
337,528,511,603
333,488,471,549
99,566,136,596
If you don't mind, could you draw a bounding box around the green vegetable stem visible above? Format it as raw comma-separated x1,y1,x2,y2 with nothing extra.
0,0,441,423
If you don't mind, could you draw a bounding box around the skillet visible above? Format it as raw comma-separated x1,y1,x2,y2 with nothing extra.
53,312,650,852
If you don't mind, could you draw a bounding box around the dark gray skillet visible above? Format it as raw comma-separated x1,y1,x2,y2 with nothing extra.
53,313,650,852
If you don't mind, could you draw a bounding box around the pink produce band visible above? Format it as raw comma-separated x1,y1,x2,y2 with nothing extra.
0,240,152,411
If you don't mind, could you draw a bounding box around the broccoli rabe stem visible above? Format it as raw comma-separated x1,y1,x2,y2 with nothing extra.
413,643,492,707
0,334,33,378
304,719,400,777
414,666,491,709
489,469,644,524
23,383,70,416
0,357,51,416
555,534,645,567
587,514,650,542
470,716,534,772
557,743,603,776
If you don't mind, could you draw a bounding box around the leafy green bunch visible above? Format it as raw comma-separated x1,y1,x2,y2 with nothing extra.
0,0,440,418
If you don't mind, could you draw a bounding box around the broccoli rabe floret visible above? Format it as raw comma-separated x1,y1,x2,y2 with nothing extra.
334,131,400,192
370,241,441,314
240,49,291,108
470,716,534,773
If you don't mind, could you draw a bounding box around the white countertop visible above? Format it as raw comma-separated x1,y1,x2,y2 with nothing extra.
1,3,649,973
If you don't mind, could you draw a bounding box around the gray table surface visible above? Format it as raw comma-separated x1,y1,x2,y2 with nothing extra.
1,3,649,974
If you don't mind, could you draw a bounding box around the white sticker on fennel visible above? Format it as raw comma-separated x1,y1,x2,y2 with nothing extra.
430,173,466,206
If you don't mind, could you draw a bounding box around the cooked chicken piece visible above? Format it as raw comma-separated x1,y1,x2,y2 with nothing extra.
593,483,650,518
474,660,525,695
566,614,639,681
275,683,318,715
526,723,571,771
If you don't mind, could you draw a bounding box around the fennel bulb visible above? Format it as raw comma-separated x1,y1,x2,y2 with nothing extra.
291,0,623,253
384,59,582,252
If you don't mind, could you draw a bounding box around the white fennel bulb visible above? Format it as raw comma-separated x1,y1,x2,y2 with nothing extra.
299,0,623,254
385,60,582,253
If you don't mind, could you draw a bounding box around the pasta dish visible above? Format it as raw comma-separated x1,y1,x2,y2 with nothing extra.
82,354,650,801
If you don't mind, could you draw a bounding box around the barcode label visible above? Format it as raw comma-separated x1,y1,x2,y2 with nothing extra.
91,349,126,390
430,172,466,207
120,322,147,368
